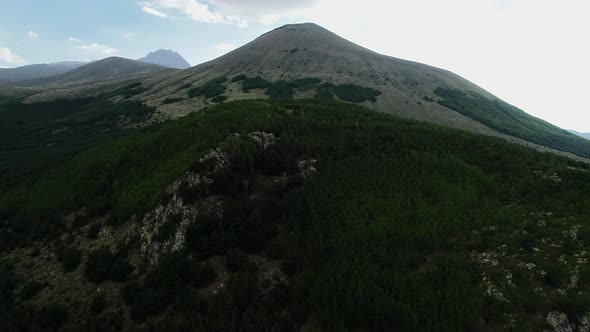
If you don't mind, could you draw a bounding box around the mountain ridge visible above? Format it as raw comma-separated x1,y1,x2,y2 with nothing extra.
138,49,191,69
0,61,86,84
137,23,590,159
11,57,172,87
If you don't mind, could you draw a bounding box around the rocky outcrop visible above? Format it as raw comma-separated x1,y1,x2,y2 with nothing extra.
138,131,280,265
546,312,573,332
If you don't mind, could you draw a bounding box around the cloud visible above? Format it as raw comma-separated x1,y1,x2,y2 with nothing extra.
123,32,136,38
27,31,39,39
208,0,317,24
77,43,118,55
68,37,82,42
142,5,169,18
0,47,27,65
214,42,236,53
142,0,246,26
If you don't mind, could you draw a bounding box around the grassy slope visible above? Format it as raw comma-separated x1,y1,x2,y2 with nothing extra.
2,99,590,331
435,88,590,158
0,84,153,190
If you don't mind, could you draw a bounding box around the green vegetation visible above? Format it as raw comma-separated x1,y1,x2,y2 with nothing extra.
162,97,184,104
334,83,382,102
188,76,228,99
242,76,272,92
2,99,590,330
231,74,247,82
290,77,321,91
237,76,381,103
266,81,294,99
85,246,131,282
315,82,336,99
103,82,149,99
90,293,106,315
435,88,590,158
312,82,382,102
0,96,154,192
59,247,82,272
211,95,228,103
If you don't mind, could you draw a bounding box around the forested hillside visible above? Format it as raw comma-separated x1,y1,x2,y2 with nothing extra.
435,88,590,158
1,99,590,331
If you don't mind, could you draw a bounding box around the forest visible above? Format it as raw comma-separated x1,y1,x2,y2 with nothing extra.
1,98,590,331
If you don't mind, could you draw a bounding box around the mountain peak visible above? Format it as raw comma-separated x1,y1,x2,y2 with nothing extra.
138,49,191,69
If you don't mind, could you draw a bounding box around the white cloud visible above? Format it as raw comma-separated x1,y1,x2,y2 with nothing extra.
208,0,316,24
123,32,136,38
77,43,118,55
214,42,236,53
142,0,246,26
68,37,82,42
0,47,27,65
27,31,39,39
142,5,169,18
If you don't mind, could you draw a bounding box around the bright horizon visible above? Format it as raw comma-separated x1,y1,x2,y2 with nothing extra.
1,0,589,132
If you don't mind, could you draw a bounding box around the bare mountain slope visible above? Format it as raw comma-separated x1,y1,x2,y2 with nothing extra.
136,23,589,159
13,57,173,87
142,23,496,133
0,61,85,84
139,49,191,69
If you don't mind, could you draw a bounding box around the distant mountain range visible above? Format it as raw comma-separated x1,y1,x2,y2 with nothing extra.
138,49,191,69
569,130,590,140
0,50,189,85
0,61,86,84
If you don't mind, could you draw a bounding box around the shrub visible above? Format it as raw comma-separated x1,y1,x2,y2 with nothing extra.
120,280,142,304
266,82,294,100
211,95,228,103
162,97,184,104
267,238,288,259
227,272,259,310
290,78,321,91
242,77,271,92
21,280,44,301
86,223,101,239
315,83,335,99
185,215,230,259
72,214,89,228
90,293,106,315
225,249,253,273
109,258,132,282
231,74,247,82
85,246,114,282
131,289,163,322
188,76,227,99
38,303,69,330
334,84,381,102
61,248,82,272
177,83,192,91
190,262,217,287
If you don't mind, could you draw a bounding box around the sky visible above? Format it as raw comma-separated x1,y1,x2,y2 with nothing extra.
1,0,589,131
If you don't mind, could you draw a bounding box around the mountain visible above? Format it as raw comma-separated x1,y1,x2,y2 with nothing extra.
143,23,590,159
2,98,590,331
138,49,191,69
569,130,590,140
0,61,85,84
13,57,172,87
3,22,590,332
